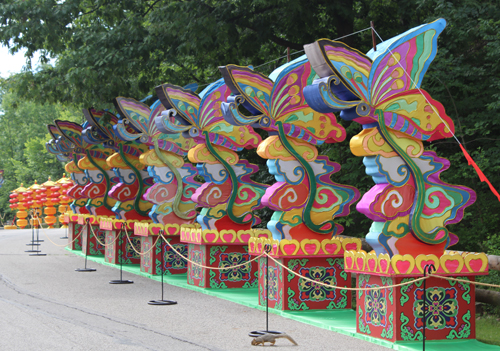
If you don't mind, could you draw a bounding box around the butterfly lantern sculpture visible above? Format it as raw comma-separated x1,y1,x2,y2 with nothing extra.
46,124,72,164
80,108,129,218
78,105,151,221
55,119,116,217
303,19,476,257
113,97,200,228
219,56,360,242
154,79,267,232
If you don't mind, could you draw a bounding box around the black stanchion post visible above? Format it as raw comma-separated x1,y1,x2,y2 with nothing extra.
249,244,282,338
109,228,133,284
149,231,177,305
61,223,68,239
32,212,43,243
29,224,47,256
75,218,96,272
25,214,41,253
422,264,435,351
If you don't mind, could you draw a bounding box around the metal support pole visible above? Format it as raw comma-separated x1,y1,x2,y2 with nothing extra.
110,228,133,284
249,244,282,338
75,218,96,272
148,231,177,305
25,214,41,253
422,264,435,351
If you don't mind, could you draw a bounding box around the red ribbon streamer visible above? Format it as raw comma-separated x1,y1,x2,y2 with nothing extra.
460,144,500,201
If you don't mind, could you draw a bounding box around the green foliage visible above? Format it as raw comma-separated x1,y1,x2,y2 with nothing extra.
0,84,81,222
0,0,498,260
477,315,500,346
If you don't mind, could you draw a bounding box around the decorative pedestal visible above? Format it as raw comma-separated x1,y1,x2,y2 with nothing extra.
67,220,83,250
135,222,188,275
100,218,140,265
180,226,272,289
78,215,105,256
134,223,187,275
344,250,489,342
249,237,361,311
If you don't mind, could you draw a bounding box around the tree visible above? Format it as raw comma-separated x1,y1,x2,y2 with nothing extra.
0,84,81,221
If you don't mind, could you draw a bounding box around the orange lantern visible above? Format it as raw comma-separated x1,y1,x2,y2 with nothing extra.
54,174,73,228
41,177,58,228
27,181,43,228
11,184,28,229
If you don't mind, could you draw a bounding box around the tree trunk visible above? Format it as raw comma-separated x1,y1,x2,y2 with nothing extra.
476,289,500,307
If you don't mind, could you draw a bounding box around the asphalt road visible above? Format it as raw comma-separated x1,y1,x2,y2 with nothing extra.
0,228,389,351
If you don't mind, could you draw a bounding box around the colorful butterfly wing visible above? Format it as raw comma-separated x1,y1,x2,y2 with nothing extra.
368,19,446,105
198,79,231,129
219,65,272,116
155,83,200,128
55,120,86,151
200,79,261,150
305,39,371,104
376,89,454,141
148,99,166,137
270,55,346,143
113,97,151,141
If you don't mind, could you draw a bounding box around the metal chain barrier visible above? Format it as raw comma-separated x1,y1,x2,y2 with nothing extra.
36,218,82,247
160,232,265,270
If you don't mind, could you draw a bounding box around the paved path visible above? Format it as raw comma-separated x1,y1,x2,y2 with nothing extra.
0,228,389,350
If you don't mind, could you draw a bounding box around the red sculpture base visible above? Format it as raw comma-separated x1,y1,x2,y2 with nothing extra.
186,243,257,288
67,222,83,250
81,223,105,256
257,255,352,311
356,273,477,342
248,236,360,311
104,229,141,265
140,236,187,275
344,249,489,342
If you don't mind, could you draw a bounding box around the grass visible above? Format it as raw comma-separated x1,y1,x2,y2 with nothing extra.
477,315,500,346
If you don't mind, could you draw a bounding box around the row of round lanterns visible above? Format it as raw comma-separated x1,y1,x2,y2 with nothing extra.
8,175,74,229
9,184,28,228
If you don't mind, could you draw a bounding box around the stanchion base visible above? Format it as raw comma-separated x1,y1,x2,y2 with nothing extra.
33,240,44,242
60,236,69,239
248,330,283,338
75,268,97,272
29,253,47,256
25,249,41,253
26,243,41,246
148,299,177,306
109,280,134,284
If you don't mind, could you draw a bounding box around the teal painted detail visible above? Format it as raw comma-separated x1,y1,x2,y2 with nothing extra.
276,121,333,234
119,143,149,217
209,270,228,288
154,139,195,219
446,310,471,339
287,287,309,310
358,306,371,334
86,149,112,211
400,313,423,341
202,130,253,225
287,259,308,282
